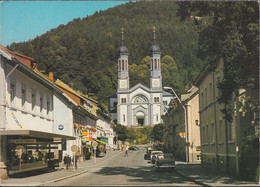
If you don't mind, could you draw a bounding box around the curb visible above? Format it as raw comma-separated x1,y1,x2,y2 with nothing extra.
175,168,211,187
38,170,89,186
38,151,123,186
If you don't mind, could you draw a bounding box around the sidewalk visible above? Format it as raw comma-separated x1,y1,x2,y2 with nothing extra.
175,161,259,186
1,150,122,186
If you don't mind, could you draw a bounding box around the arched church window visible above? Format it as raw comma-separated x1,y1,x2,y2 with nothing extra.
123,98,126,103
125,60,127,71
123,114,126,122
121,98,124,103
157,97,159,102
154,97,156,102
154,59,157,69
134,95,147,103
122,60,124,70
151,59,153,70
158,59,160,69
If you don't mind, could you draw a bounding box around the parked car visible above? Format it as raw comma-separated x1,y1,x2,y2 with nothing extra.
144,148,154,160
129,146,139,151
155,153,175,171
150,151,164,164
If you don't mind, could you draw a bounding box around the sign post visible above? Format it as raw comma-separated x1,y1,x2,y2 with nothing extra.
71,145,78,171
92,141,98,164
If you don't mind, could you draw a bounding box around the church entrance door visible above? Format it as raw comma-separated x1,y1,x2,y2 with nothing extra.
136,111,145,126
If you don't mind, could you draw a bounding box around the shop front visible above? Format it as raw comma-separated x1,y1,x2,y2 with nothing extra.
0,130,75,175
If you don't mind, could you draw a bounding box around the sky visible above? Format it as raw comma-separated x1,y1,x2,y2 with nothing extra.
0,1,128,47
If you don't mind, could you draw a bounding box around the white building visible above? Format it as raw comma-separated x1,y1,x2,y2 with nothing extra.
108,28,174,127
0,45,75,178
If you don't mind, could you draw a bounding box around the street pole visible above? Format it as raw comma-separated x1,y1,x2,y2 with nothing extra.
164,86,188,164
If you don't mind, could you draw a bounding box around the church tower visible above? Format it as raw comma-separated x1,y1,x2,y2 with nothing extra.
150,27,162,91
117,28,129,92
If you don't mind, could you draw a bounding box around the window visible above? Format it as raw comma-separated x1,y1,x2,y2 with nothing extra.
158,59,160,69
125,60,127,71
156,114,159,121
122,60,124,70
46,97,50,115
154,97,159,102
118,60,121,70
197,155,201,161
123,114,125,122
10,81,16,105
124,98,126,103
40,94,43,113
228,122,233,141
154,59,157,69
206,125,209,143
21,85,26,109
163,100,167,105
121,98,126,103
202,127,205,144
219,120,222,141
31,90,36,112
211,123,215,142
200,92,204,108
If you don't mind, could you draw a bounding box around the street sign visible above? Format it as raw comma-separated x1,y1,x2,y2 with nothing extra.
71,145,79,152
58,124,64,130
82,131,88,136
92,141,98,148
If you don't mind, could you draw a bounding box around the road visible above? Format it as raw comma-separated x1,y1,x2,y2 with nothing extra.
44,146,198,186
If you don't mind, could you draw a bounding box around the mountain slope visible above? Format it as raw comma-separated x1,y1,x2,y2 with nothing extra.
8,1,204,103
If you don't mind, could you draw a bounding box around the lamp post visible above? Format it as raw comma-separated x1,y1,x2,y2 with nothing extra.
163,86,188,164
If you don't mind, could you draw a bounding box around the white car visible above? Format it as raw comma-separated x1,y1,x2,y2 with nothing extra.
150,151,164,163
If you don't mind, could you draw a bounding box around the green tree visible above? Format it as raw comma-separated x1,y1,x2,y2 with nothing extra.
151,123,164,142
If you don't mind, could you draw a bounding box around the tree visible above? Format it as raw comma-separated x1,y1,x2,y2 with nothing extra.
177,1,259,121
151,123,164,142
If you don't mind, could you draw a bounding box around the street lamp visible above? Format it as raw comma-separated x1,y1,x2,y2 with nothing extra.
163,86,188,164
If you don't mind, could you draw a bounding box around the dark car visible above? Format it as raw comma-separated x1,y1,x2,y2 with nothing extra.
155,153,175,171
129,146,139,151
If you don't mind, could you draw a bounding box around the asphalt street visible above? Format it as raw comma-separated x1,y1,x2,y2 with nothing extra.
44,148,197,186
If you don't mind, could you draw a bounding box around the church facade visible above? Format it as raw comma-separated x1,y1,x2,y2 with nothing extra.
108,28,174,127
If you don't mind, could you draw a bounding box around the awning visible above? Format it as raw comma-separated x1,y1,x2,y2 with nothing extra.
93,138,108,145
0,130,76,140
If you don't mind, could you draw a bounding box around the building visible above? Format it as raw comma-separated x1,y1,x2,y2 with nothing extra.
194,58,259,180
162,86,201,163
0,45,75,178
108,28,174,127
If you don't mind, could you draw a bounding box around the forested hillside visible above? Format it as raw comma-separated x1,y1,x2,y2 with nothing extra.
8,1,204,104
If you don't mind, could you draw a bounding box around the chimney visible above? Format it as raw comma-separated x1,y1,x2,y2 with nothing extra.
49,72,54,82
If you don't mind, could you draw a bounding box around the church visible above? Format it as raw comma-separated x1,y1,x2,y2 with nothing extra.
108,28,174,127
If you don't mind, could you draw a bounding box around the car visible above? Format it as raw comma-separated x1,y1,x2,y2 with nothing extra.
155,153,175,171
144,146,154,160
150,151,164,164
129,146,139,151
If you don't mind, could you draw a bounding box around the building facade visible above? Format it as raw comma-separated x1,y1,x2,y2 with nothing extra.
163,86,201,163
0,45,75,178
194,59,259,180
108,28,174,127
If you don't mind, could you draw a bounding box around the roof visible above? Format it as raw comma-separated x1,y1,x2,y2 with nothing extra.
129,83,150,93
163,90,173,97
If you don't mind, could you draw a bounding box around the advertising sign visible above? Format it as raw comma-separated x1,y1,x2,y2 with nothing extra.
89,132,93,141
82,131,88,136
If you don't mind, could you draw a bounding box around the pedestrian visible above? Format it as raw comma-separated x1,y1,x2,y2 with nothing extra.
152,153,156,165
125,145,128,157
73,151,80,169
64,154,69,169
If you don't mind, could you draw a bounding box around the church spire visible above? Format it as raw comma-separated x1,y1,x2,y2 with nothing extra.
153,26,156,45
121,28,125,46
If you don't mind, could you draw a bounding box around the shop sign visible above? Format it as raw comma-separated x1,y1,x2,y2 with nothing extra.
58,124,64,130
9,139,36,144
82,131,88,136
196,146,201,151
89,132,93,141
82,136,89,142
